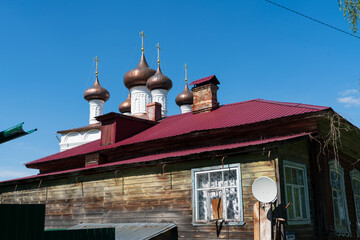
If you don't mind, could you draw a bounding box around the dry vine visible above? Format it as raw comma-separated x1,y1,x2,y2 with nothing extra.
309,112,351,171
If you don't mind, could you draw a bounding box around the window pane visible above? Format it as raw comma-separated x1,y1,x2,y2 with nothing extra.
209,191,223,220
291,168,297,184
300,187,307,218
334,198,340,226
338,189,343,202
296,169,304,185
225,188,239,220
285,167,291,184
332,190,338,199
197,190,207,220
210,171,223,188
294,187,301,218
338,195,346,228
354,179,360,195
330,171,340,189
224,169,237,187
197,173,209,189
286,186,294,219
355,196,360,221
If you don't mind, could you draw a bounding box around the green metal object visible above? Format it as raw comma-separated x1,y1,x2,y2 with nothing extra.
0,204,45,240
0,122,37,144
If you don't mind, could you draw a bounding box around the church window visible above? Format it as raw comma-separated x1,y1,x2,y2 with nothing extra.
283,161,311,224
191,164,244,225
329,160,351,237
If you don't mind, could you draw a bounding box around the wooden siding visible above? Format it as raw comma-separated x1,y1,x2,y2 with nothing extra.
0,152,276,240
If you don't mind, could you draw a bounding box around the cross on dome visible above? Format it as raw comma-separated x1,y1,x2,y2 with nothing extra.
140,31,146,52
156,43,161,64
93,56,101,76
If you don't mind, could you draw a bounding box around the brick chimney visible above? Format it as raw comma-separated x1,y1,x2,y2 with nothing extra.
146,102,162,122
189,75,220,114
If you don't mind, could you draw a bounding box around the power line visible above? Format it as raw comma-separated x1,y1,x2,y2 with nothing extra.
264,0,360,40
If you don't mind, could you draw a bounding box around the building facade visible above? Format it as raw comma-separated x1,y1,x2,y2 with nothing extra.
1,35,360,239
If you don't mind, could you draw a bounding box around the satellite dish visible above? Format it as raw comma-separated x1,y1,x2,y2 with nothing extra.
252,176,277,203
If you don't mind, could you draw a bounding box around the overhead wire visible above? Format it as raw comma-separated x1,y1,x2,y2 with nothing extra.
84,60,95,92
264,0,360,40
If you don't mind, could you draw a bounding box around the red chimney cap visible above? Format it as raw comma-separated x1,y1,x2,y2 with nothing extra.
189,75,220,87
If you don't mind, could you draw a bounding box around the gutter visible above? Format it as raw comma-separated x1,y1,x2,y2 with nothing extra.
0,122,37,144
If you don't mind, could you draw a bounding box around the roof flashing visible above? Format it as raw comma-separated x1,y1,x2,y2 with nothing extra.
189,75,220,87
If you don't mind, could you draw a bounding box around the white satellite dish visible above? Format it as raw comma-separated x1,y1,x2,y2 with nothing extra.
252,176,277,203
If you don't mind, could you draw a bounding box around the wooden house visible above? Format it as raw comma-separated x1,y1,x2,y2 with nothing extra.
1,58,360,239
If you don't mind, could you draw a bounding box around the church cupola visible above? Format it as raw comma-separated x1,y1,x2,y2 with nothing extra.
175,64,193,114
123,31,156,118
146,43,172,117
119,93,131,115
84,56,110,124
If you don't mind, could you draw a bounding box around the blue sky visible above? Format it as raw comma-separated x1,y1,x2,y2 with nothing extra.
1,0,360,180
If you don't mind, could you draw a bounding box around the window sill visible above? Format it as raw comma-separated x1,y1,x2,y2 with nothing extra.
192,221,246,226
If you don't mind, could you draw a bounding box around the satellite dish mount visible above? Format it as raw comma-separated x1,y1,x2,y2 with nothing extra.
251,176,278,240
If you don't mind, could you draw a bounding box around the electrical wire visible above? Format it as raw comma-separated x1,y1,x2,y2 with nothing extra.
264,0,360,40
84,60,95,92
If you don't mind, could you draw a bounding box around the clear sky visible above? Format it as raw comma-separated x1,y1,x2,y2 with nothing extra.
1,0,360,181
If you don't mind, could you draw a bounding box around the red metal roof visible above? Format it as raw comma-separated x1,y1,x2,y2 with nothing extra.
4,132,312,183
189,75,219,86
26,99,329,166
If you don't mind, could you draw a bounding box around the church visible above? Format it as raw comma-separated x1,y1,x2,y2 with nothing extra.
0,32,360,240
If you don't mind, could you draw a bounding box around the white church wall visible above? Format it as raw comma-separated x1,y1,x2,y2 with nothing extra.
130,85,151,118
151,88,168,117
59,129,101,152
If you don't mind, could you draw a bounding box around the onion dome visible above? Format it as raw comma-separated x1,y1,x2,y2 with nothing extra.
175,83,193,106
146,65,172,91
84,76,110,102
119,93,131,113
123,52,156,89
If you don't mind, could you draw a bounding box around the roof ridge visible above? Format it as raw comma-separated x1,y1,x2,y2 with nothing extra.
254,99,329,110
218,99,260,107
166,99,261,117
146,98,328,119
163,111,191,119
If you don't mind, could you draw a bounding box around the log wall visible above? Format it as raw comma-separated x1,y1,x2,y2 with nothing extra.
0,152,276,240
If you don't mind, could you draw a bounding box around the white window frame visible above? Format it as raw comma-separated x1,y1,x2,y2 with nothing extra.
350,168,360,237
329,160,352,237
191,164,244,226
283,160,311,225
